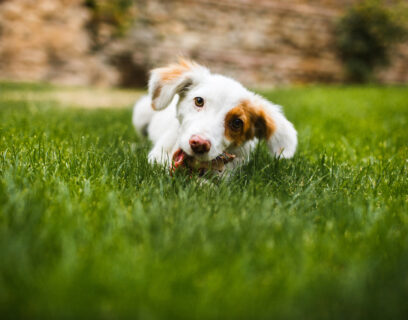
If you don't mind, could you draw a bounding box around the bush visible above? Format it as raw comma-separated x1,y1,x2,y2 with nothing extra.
336,0,407,82
84,0,136,48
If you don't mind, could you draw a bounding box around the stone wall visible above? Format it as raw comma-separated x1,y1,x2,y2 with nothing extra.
0,0,117,86
0,0,407,87
116,0,408,87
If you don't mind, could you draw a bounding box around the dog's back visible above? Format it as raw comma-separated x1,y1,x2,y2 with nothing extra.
132,95,154,136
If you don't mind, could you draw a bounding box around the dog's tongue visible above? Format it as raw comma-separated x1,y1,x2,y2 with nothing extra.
172,148,187,168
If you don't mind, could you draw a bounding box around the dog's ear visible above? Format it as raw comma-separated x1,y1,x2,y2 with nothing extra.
255,97,297,158
225,98,297,158
148,59,209,110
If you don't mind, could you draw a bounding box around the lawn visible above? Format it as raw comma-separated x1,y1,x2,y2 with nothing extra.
0,82,407,319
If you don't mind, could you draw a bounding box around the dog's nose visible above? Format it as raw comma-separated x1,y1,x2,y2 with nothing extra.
189,135,211,154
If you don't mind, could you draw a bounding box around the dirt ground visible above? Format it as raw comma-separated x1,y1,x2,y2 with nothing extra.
2,86,144,109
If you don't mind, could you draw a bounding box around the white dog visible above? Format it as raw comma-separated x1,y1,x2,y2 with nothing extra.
132,59,297,174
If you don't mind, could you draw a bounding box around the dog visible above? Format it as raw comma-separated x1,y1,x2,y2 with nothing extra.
132,59,297,175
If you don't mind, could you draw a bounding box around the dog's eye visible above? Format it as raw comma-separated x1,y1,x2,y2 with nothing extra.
194,97,204,107
230,118,243,131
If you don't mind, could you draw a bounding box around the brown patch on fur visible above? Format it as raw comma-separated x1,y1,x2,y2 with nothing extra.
153,85,161,100
158,59,196,82
225,100,276,146
151,85,161,110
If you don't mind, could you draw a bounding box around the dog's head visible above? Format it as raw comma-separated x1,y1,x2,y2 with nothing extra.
149,59,297,163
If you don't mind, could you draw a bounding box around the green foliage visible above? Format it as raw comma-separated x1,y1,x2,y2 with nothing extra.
85,0,136,46
336,0,407,82
0,83,408,318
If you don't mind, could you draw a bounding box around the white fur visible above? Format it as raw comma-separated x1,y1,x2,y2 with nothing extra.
132,61,297,170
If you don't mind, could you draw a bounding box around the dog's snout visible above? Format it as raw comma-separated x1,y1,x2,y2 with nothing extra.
189,135,211,154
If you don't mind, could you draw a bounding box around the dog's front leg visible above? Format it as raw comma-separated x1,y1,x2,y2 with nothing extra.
147,129,178,167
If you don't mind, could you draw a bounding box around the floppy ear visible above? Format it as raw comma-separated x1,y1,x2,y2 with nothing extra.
148,59,209,110
253,97,298,159
225,98,297,158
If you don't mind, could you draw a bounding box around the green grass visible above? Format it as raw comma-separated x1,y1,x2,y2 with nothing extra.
0,83,407,319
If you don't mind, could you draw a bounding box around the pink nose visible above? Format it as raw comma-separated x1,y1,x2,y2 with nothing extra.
189,135,211,154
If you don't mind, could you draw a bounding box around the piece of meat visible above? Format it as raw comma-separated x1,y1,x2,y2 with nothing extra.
171,149,236,174
185,152,236,171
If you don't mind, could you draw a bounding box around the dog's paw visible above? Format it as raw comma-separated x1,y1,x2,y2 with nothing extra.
148,148,170,166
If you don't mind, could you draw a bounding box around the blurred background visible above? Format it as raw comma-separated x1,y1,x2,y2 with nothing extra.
0,0,407,89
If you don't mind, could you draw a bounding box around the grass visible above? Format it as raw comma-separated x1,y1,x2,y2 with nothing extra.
0,82,407,319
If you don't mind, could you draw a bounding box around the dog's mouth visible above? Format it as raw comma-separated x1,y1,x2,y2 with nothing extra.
172,148,236,175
